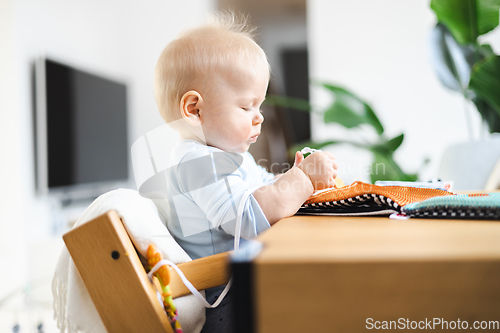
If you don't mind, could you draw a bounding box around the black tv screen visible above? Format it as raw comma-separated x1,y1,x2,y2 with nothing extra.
37,58,129,195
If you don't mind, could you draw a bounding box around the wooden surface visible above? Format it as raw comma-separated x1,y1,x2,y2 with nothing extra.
252,215,500,333
63,210,173,333
169,251,231,298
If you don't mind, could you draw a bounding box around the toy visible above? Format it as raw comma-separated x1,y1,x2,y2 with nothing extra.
146,244,183,333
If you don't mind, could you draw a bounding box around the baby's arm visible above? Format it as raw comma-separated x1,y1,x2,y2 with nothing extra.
253,151,338,224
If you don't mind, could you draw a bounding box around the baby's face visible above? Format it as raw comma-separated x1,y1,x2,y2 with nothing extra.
197,64,268,153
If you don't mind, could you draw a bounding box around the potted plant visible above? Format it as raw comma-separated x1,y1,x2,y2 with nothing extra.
266,84,422,183
429,0,500,134
429,0,500,190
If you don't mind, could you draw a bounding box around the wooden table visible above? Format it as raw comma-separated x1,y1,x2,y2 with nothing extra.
231,215,500,333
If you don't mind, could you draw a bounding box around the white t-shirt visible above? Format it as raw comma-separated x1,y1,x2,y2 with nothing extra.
165,140,275,259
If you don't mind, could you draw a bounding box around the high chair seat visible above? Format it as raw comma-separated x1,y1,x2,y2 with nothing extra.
53,189,230,333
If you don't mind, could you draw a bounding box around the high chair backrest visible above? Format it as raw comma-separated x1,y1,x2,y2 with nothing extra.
63,210,230,333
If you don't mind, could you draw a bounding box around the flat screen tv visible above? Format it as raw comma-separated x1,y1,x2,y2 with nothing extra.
35,58,129,201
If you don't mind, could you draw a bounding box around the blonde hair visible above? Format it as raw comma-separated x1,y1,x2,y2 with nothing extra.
154,12,270,124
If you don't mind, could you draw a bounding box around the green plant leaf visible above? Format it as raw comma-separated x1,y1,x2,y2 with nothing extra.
370,152,418,183
469,55,500,122
476,0,500,36
371,153,399,183
321,83,384,134
323,100,365,127
369,134,405,155
429,23,477,92
264,95,312,112
367,134,419,182
473,97,500,132
479,43,495,57
289,141,341,155
364,104,385,136
430,0,500,44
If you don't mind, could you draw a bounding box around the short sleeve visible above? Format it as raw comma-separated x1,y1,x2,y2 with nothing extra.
174,150,270,240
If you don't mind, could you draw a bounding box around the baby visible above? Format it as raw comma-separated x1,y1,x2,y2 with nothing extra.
154,12,338,261
154,12,337,332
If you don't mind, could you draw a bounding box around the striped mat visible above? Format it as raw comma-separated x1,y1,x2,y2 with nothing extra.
298,181,499,219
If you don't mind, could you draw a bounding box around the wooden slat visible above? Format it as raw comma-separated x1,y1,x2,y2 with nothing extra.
169,252,231,298
63,210,173,333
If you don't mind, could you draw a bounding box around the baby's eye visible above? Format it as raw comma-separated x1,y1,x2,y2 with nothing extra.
241,107,252,111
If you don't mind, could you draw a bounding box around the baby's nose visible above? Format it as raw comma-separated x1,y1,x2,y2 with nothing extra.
253,110,264,125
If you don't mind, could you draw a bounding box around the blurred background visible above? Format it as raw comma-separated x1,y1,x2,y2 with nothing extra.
1,0,500,331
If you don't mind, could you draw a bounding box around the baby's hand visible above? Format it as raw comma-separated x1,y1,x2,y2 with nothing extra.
296,151,338,191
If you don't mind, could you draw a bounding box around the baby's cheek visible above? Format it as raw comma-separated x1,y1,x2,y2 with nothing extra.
243,126,253,139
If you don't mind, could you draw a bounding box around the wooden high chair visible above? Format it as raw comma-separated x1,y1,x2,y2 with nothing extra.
63,210,231,333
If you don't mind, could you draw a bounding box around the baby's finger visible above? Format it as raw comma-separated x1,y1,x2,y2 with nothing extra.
323,151,336,159
325,177,337,188
330,159,339,170
324,154,337,164
293,151,304,167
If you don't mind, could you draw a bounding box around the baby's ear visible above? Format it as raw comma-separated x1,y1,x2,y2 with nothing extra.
180,90,203,126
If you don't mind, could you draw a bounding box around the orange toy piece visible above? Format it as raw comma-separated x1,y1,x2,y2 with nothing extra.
304,181,452,207
334,177,345,189
146,245,182,333
147,245,170,285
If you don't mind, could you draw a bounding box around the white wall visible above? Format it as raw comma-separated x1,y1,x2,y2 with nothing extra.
307,0,500,184
0,0,215,330
0,0,28,315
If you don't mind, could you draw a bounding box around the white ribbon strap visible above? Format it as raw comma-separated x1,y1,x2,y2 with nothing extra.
148,258,232,308
149,179,275,308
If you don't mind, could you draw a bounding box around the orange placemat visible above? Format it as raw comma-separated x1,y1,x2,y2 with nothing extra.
304,181,453,208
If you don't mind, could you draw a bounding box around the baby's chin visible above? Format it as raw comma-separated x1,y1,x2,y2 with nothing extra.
228,147,250,154
206,143,249,154
225,144,251,154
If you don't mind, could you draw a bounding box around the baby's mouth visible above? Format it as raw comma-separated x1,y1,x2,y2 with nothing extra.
250,134,260,142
